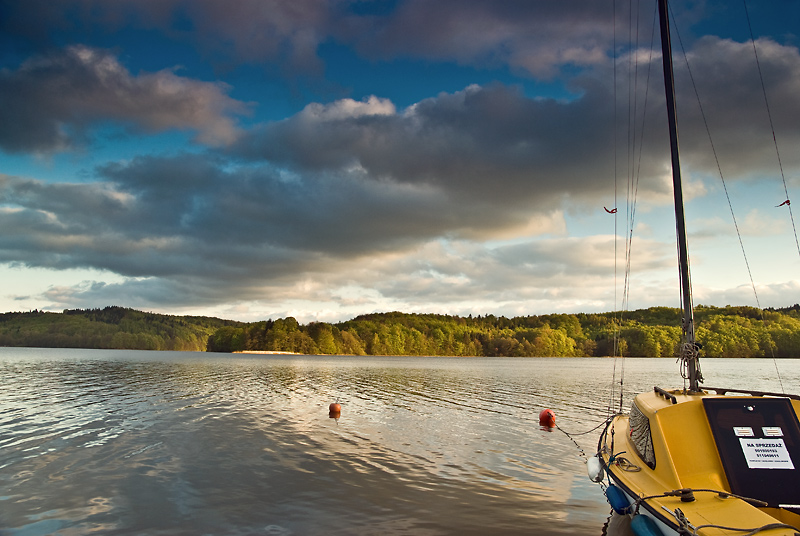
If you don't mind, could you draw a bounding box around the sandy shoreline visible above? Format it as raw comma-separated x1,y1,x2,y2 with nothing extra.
234,350,301,355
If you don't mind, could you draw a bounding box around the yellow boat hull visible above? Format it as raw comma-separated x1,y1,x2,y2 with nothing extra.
597,389,800,535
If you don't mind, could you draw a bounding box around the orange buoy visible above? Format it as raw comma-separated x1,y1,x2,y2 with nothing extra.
329,402,341,419
539,408,556,428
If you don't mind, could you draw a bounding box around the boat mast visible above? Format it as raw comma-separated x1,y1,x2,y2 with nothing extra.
657,0,701,391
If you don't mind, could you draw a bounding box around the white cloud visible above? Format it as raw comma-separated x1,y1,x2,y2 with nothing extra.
299,96,396,121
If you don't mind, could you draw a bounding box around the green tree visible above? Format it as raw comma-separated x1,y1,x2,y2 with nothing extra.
309,323,339,354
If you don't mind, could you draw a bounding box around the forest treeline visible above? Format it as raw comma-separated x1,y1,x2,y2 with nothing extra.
206,305,800,357
2,305,800,357
0,307,241,351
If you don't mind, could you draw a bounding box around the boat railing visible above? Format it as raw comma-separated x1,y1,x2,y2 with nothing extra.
654,386,678,404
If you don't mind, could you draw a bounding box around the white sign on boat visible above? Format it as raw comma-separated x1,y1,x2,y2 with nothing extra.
739,438,795,470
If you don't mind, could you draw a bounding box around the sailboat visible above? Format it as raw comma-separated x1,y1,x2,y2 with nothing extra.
591,1,800,535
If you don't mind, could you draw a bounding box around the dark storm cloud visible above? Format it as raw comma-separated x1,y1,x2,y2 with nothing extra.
0,45,248,153
672,37,800,178
234,31,800,209
97,154,457,253
235,83,619,209
339,0,614,77
0,0,624,79
577,35,800,191
0,150,456,286
0,0,784,88
0,0,334,74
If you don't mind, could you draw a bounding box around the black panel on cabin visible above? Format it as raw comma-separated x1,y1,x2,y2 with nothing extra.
703,397,800,510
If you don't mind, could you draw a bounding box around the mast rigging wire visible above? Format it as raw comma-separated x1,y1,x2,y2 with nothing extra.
608,0,622,419
670,6,785,393
742,0,800,261
609,0,658,414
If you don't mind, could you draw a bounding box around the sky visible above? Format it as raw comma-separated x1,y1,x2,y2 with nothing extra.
1,0,799,324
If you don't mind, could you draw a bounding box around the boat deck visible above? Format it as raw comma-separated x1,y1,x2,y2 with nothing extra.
599,389,800,535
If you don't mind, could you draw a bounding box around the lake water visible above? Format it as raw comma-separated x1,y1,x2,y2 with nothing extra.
1,348,797,535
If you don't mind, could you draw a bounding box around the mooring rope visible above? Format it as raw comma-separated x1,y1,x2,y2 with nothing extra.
630,489,800,536
555,423,588,460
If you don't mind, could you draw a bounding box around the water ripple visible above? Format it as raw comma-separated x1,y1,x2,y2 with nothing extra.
2,349,796,535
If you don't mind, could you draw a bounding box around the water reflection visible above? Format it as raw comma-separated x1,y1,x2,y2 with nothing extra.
601,512,636,535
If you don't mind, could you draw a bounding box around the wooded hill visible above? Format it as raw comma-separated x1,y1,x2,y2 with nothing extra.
207,305,800,357
3,304,800,357
0,307,241,352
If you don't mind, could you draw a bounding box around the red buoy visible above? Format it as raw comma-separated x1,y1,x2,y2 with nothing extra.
539,408,556,428
329,402,341,419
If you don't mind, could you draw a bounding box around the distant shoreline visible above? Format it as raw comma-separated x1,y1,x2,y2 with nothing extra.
4,305,800,358
234,350,301,355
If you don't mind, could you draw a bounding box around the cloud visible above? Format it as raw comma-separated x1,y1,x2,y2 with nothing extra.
0,129,605,315
692,209,787,240
582,35,800,195
671,37,800,179
359,235,673,307
4,33,799,314
694,280,800,310
0,0,633,79
2,16,800,319
299,95,397,121
235,31,800,212
26,233,679,320
0,0,336,74
0,45,249,153
234,84,623,210
339,0,615,77
2,0,795,91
